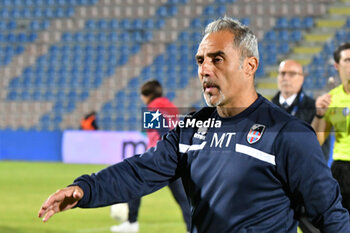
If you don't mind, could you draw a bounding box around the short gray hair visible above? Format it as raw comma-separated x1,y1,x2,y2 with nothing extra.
204,17,259,64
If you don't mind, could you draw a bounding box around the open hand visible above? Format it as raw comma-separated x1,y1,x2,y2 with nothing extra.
38,186,84,222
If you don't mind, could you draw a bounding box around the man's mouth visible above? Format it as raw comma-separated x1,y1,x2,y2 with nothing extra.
203,82,219,92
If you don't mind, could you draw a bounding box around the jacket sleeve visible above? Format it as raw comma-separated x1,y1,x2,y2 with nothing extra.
71,127,183,208
274,120,350,232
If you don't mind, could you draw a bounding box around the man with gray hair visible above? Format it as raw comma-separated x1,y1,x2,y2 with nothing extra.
38,17,350,233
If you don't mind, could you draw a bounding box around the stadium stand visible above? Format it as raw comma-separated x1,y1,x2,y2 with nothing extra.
0,0,346,131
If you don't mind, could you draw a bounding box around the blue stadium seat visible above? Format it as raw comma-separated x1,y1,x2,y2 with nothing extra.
120,19,131,30
264,30,276,41
256,60,265,77
264,43,277,54
30,20,41,30
346,17,350,28
132,19,143,30
278,42,289,54
156,6,167,17
203,5,215,16
240,18,250,26
303,76,313,89
97,32,107,42
191,18,201,28
167,5,178,16
166,44,177,55
98,19,108,30
191,32,202,43
264,54,277,65
166,91,176,100
107,32,117,42
28,32,37,42
21,8,31,18
33,0,44,6
79,90,89,100
66,7,75,17
217,5,226,15
128,78,139,88
289,17,301,29
10,8,21,19
143,19,154,29
120,32,130,42
0,22,6,30
6,33,16,43
7,20,17,30
62,32,73,42
155,19,165,29
290,30,302,42
54,8,65,17
335,29,346,43
110,19,118,29
277,30,289,41
15,45,25,54
74,32,84,42
42,20,50,29
66,101,76,112
53,101,64,113
144,31,153,42
132,31,143,42
302,17,314,29
275,17,288,29
44,8,54,18
85,19,96,29
178,31,190,41
53,115,63,125
311,55,325,66
84,32,95,42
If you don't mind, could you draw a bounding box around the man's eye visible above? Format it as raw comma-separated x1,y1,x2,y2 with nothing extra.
213,57,223,63
196,59,203,64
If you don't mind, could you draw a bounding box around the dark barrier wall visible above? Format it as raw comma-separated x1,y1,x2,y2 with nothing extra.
0,130,62,161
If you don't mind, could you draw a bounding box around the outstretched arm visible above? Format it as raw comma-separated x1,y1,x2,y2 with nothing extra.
38,186,84,222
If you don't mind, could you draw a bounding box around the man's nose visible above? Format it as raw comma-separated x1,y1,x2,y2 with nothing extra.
199,59,213,77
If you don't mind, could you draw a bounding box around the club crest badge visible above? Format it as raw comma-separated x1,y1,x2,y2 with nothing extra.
247,124,265,144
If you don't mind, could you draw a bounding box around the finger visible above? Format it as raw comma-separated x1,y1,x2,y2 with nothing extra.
38,197,55,218
72,189,83,200
42,209,57,222
42,192,62,209
38,189,68,217
38,207,47,218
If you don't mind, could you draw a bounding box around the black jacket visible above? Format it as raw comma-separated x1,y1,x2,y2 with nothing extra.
271,89,316,124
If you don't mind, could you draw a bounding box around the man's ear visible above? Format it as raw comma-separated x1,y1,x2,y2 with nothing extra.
244,56,259,77
334,62,339,71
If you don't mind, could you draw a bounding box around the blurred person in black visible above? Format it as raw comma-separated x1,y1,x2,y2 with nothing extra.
80,111,98,130
271,59,315,124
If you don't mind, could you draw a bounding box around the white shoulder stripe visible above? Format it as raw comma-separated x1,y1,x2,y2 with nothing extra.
235,143,276,165
179,142,207,153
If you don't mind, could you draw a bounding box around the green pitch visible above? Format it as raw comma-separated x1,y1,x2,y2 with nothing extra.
0,161,188,233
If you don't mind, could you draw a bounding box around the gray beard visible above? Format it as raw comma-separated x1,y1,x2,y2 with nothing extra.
203,90,225,107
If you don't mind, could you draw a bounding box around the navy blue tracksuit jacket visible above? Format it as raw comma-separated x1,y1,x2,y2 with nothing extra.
72,95,350,233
